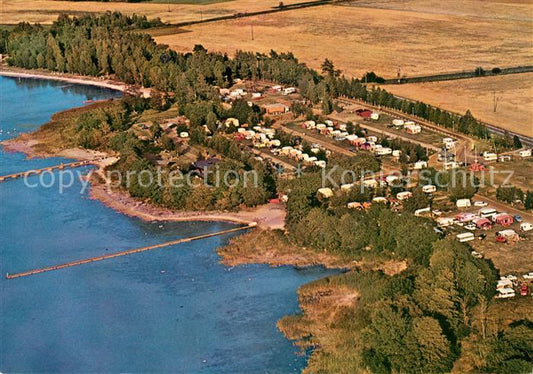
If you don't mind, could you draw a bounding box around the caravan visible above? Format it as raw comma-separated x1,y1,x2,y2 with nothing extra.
456,232,475,242
422,185,437,193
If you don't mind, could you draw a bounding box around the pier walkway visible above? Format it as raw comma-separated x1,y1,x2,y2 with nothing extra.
6,224,255,279
0,159,100,183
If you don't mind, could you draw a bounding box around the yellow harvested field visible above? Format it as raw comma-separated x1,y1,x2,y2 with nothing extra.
384,73,533,137
0,0,303,25
4,0,532,136
153,0,533,78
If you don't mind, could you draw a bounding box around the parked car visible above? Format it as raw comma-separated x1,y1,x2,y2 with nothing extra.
474,201,488,207
514,215,523,222
503,275,517,281
523,272,533,280
471,251,483,259
478,233,487,240
520,283,529,296
432,210,443,216
495,235,507,243
465,224,477,231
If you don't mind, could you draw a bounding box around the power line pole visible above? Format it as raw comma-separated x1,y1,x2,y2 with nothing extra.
493,90,502,112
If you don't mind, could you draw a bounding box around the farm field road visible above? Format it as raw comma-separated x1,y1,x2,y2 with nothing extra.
0,0,309,24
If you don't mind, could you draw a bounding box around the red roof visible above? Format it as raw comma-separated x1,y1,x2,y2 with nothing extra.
356,109,373,118
474,218,492,228
469,162,487,171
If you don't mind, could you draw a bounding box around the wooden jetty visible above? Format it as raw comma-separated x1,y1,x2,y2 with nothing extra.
6,224,255,279
0,160,96,182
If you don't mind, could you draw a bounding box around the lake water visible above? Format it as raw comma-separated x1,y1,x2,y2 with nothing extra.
0,76,336,373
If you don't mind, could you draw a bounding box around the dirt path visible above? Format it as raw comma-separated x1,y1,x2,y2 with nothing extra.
476,195,533,222
274,123,401,174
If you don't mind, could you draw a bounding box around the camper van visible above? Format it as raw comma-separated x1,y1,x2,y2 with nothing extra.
483,153,498,162
497,279,513,290
437,217,455,227
520,222,533,232
376,147,393,156
496,288,516,299
519,149,531,158
414,207,431,217
456,199,471,208
479,208,497,219
414,161,428,170
422,185,437,193
283,87,297,95
456,232,475,242
396,191,413,201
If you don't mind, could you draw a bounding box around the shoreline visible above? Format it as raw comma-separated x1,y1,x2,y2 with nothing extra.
1,66,357,371
89,179,286,230
2,136,286,230
0,66,151,97
0,66,284,229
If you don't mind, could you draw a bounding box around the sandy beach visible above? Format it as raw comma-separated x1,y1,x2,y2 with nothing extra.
0,67,151,97
90,181,286,229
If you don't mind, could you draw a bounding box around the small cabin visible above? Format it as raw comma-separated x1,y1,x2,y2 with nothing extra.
264,103,290,115
396,191,413,201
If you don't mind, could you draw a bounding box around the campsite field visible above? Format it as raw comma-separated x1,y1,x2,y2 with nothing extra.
383,73,533,137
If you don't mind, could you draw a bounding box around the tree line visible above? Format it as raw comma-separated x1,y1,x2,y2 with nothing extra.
1,13,515,145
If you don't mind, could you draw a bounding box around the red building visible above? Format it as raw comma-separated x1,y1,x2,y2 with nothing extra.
356,109,373,118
